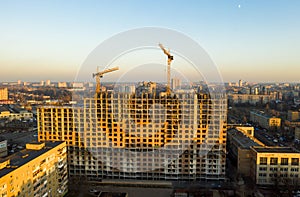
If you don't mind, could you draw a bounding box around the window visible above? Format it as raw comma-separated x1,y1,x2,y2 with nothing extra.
281,158,288,165
270,167,278,171
259,173,267,177
292,158,299,166
291,168,299,172
259,167,267,171
280,168,288,172
270,157,278,165
260,157,267,165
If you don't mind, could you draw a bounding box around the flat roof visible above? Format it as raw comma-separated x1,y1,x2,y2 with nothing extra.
0,106,9,113
252,146,300,153
228,128,260,149
0,141,64,178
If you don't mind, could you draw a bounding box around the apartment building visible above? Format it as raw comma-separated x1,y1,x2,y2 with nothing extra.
38,92,227,181
0,105,33,120
0,141,68,197
288,110,300,121
227,127,300,185
0,88,8,101
250,111,281,129
251,147,300,185
228,94,276,105
0,139,7,158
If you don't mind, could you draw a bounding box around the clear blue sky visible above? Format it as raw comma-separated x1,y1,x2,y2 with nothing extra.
0,0,300,82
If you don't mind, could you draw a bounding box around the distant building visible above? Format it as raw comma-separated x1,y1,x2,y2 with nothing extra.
0,105,33,120
250,111,281,129
46,80,51,86
23,82,31,86
87,82,94,88
288,110,300,121
0,139,7,158
228,94,276,105
58,82,67,88
238,79,243,87
125,85,135,93
0,142,68,196
118,85,136,93
71,82,84,91
285,120,300,128
136,81,156,96
250,147,300,185
171,78,181,90
0,88,8,101
294,127,300,140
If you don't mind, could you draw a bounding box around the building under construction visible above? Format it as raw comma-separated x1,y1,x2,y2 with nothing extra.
38,44,227,181
37,87,227,181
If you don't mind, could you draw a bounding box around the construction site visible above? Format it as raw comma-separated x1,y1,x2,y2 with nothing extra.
37,44,227,181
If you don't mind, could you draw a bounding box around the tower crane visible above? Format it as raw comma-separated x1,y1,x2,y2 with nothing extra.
93,67,119,94
159,43,174,95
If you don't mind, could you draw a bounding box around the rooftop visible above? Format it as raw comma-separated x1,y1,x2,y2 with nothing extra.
228,128,261,149
0,105,9,113
0,141,64,178
252,146,300,153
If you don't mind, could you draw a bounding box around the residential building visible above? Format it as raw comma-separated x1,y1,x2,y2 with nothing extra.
228,127,300,185
294,127,300,140
228,94,276,105
0,88,8,101
250,111,281,129
0,141,68,197
0,139,7,158
171,78,181,90
238,79,243,87
0,106,33,120
58,82,68,88
250,147,300,185
287,110,300,121
46,80,51,86
38,91,227,181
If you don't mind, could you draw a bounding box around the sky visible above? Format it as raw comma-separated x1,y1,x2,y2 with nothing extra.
0,0,300,83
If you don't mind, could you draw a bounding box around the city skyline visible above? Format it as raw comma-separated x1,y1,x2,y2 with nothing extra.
1,0,300,82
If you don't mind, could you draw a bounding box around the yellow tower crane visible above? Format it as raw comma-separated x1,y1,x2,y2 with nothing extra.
93,67,119,95
159,43,174,95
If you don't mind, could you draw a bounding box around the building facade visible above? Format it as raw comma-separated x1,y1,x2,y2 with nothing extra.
0,88,8,101
228,128,300,185
288,110,300,122
38,92,227,181
0,141,68,197
0,139,7,158
250,147,300,185
227,127,264,177
250,111,281,129
228,94,276,105
295,127,300,141
0,106,33,121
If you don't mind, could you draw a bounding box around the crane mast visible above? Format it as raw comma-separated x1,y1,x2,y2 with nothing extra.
93,67,119,95
159,43,173,95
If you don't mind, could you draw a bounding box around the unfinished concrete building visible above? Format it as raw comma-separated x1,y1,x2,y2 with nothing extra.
38,91,227,181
